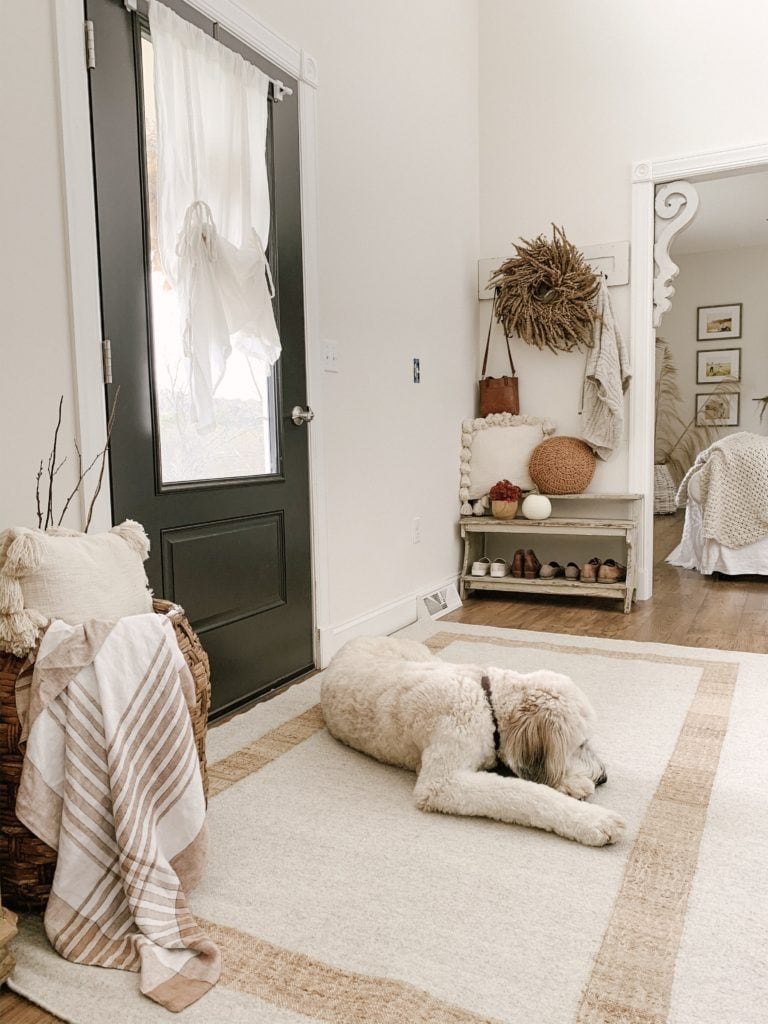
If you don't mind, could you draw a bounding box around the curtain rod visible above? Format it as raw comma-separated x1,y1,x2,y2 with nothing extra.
124,0,294,100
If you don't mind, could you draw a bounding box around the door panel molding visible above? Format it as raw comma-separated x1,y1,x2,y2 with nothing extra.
161,513,287,633
53,0,328,661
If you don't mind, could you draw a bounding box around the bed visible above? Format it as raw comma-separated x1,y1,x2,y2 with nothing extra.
666,432,768,576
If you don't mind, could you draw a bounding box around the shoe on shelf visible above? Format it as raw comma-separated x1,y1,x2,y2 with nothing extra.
511,549,525,578
539,561,565,579
523,549,541,579
581,557,602,582
471,556,491,576
598,559,627,583
490,558,508,578
565,562,581,580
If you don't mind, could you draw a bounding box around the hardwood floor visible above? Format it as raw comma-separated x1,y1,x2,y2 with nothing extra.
0,993,62,1024
445,511,768,653
2,510,766,1022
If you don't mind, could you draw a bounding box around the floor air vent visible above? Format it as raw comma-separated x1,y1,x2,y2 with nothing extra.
422,584,462,620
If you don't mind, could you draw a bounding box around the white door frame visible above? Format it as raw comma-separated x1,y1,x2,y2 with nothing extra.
52,0,330,661
628,142,768,601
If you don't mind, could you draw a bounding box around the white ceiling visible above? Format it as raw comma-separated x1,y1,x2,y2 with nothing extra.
670,169,768,255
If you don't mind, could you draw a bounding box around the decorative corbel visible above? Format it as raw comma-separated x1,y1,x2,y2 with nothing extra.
653,180,699,327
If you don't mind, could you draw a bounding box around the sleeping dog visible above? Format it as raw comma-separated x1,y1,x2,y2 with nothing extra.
321,636,625,847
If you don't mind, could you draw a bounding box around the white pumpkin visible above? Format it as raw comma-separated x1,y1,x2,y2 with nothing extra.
521,494,552,521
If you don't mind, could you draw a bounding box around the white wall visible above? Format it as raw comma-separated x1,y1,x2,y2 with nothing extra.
236,0,480,639
0,0,479,648
0,0,81,530
478,0,768,495
660,245,768,440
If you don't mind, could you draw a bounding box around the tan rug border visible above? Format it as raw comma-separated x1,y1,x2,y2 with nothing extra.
428,630,738,1024
207,705,325,798
201,918,503,1024
424,628,735,671
203,629,739,1024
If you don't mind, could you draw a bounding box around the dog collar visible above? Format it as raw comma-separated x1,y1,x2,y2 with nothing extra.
480,674,501,755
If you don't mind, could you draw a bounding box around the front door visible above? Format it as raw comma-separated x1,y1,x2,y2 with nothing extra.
86,0,314,716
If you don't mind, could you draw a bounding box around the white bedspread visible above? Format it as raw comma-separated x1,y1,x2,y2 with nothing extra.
667,496,768,576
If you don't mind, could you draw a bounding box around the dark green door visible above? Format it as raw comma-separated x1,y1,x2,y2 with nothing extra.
86,0,314,717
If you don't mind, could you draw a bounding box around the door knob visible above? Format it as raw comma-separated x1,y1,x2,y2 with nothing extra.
291,405,315,425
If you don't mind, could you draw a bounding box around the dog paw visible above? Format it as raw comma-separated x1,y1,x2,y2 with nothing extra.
569,805,626,847
559,775,595,801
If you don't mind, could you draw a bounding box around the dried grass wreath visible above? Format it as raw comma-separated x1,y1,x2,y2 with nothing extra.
488,225,600,354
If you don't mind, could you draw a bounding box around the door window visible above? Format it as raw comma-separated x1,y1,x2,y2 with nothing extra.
141,34,278,486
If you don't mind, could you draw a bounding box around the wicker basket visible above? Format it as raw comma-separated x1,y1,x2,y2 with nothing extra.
528,436,596,495
654,463,678,515
0,599,210,912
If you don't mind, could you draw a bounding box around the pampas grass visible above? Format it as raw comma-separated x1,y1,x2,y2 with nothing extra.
654,338,736,484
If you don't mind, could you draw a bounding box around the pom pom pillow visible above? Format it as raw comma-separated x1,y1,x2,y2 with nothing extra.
459,413,556,514
0,520,153,657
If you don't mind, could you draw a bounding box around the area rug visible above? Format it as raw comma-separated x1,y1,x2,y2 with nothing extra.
7,622,768,1023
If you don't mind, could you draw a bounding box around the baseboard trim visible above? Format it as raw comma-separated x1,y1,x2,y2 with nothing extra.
316,573,461,667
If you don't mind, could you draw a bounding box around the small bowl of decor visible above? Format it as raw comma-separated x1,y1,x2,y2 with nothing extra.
489,480,522,519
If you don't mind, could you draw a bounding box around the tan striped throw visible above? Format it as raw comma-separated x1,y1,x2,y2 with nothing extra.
15,615,220,1012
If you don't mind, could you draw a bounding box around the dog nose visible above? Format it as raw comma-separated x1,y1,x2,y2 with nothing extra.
596,771,607,787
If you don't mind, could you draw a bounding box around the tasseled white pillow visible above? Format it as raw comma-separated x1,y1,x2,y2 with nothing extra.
0,520,153,657
459,414,556,515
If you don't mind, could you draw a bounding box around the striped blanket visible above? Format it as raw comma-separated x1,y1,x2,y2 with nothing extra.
15,614,220,1012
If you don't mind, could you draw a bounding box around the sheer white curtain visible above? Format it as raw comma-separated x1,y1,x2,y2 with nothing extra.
149,0,280,431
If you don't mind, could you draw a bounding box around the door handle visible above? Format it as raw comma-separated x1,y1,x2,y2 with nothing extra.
291,405,315,426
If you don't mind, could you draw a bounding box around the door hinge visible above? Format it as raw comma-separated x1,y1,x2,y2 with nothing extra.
84,20,96,70
102,339,113,384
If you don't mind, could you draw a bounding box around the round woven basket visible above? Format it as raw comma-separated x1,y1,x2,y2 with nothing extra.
0,598,210,912
528,436,596,495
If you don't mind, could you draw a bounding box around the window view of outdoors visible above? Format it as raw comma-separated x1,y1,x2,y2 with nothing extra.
142,36,276,484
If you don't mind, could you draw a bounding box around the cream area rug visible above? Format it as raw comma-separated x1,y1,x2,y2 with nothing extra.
7,622,768,1023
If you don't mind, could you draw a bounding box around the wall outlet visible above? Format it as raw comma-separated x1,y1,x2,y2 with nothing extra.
412,516,421,544
413,357,420,383
323,340,339,373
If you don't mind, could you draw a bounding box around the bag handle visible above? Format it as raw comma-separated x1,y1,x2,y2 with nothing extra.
482,288,516,378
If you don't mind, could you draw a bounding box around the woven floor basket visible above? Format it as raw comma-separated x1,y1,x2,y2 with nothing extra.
528,435,596,495
0,598,210,912
654,462,678,515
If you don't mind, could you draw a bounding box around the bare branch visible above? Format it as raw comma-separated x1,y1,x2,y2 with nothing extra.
35,460,44,529
85,386,121,533
57,439,96,526
44,396,64,530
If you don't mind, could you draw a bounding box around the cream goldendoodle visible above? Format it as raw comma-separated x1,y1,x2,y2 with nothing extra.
321,636,625,847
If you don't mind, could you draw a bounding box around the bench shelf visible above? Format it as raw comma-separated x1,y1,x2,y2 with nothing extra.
459,494,642,614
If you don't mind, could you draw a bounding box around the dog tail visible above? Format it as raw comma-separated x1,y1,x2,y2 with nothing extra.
505,693,574,789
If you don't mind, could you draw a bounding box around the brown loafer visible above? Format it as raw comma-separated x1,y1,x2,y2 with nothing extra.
581,557,602,582
565,562,580,580
523,549,541,579
511,549,525,578
539,561,564,579
597,559,626,583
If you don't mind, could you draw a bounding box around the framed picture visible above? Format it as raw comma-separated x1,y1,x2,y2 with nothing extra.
695,391,740,427
696,347,741,384
697,303,742,340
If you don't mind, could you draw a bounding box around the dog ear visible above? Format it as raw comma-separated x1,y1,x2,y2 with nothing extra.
504,698,571,789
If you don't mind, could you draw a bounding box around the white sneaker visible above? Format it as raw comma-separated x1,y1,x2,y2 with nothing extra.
490,558,508,578
471,557,491,576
